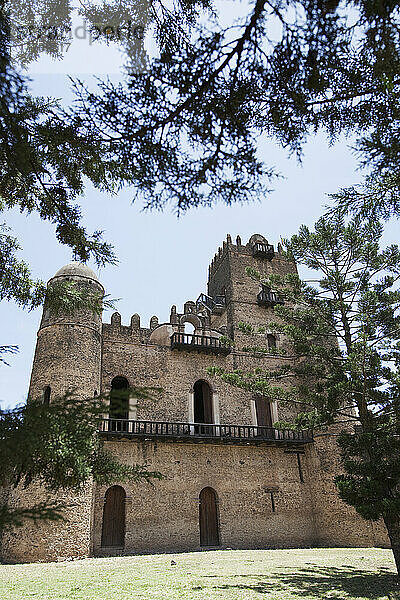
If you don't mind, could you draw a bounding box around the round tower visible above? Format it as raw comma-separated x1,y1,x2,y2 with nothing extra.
29,262,104,402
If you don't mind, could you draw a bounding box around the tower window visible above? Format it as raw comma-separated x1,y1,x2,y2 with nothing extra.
43,386,51,405
297,452,304,483
267,334,276,350
270,491,276,513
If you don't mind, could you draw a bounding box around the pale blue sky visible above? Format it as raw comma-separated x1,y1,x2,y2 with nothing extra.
1,3,398,408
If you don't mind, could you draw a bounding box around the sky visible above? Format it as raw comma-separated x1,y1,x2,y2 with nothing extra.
1,1,398,408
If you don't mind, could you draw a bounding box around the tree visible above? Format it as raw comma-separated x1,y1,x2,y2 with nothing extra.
209,213,400,573
2,0,400,544
68,0,400,215
2,0,400,310
0,392,162,532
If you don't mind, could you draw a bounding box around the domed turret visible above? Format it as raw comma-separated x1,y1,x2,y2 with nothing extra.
28,262,104,402
52,262,100,282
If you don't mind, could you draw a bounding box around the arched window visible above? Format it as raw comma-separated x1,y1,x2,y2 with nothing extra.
109,376,129,431
43,386,51,405
101,485,126,548
199,487,219,546
194,380,213,433
267,334,276,350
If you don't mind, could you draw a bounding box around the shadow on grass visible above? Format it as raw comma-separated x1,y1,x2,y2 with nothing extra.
213,565,399,598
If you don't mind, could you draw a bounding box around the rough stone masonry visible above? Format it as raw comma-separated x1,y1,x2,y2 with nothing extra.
0,234,389,562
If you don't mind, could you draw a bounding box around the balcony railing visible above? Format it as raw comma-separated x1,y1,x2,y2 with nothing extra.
252,242,274,260
196,293,226,315
100,419,313,445
171,332,231,355
257,289,285,308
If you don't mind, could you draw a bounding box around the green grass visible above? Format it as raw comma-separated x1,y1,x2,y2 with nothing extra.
0,548,399,600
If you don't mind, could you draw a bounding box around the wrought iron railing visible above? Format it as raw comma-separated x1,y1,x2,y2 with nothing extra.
196,293,226,314
170,332,231,355
100,418,313,444
257,289,285,308
252,242,274,260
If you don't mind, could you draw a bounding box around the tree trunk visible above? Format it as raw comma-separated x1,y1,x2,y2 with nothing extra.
383,516,400,576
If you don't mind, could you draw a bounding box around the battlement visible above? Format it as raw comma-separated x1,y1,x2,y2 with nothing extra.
208,233,283,278
101,233,289,344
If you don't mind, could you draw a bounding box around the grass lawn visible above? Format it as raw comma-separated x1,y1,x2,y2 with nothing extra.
0,548,399,600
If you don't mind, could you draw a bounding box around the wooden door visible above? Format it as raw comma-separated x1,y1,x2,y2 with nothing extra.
255,397,272,427
199,487,219,546
101,486,126,547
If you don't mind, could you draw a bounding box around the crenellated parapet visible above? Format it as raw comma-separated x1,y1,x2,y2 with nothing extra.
101,233,288,348
208,233,282,279
101,295,225,347
102,311,153,342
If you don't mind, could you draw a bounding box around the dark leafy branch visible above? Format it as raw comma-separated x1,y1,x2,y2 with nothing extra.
0,392,163,531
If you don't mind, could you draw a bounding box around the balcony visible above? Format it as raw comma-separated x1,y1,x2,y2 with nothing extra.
252,242,274,260
170,332,231,355
257,289,285,308
196,293,226,315
100,419,313,446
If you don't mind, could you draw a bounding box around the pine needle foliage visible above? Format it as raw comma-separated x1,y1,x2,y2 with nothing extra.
210,213,400,573
0,392,163,531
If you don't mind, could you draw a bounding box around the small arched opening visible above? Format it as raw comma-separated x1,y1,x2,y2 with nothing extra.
180,313,202,332
109,376,129,432
267,334,276,350
43,386,51,405
101,485,126,548
199,487,220,547
194,380,213,434
184,322,195,335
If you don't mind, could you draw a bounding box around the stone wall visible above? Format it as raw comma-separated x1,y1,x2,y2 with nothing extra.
310,430,389,547
1,236,390,564
93,439,318,555
92,437,389,556
1,482,94,563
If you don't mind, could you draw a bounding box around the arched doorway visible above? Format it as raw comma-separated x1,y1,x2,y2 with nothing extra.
194,380,213,434
199,487,219,547
101,485,126,548
109,376,129,431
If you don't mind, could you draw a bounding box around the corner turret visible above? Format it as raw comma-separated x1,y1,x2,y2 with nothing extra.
29,262,104,402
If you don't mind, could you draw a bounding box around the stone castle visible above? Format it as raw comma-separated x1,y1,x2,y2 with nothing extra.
1,233,389,562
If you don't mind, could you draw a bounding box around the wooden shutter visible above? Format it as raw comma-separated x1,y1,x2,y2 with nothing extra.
255,397,272,427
